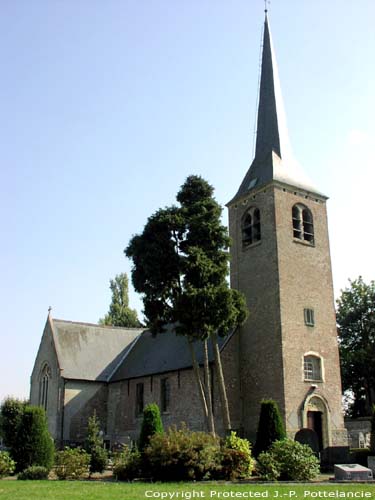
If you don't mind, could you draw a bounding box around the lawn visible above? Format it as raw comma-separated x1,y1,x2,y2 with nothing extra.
1,481,375,500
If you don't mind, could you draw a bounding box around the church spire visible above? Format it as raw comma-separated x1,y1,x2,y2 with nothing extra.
254,12,291,163
228,12,321,205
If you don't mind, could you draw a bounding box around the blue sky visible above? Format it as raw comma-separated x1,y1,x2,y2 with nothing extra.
1,1,374,402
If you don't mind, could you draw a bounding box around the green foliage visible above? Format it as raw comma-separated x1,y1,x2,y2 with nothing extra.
125,175,247,341
84,412,108,473
254,400,286,456
371,405,375,453
55,447,90,480
17,465,49,480
144,425,222,481
0,397,27,453
258,439,320,481
13,406,54,472
337,277,375,417
99,273,141,327
0,451,16,478
113,446,142,481
223,431,255,479
138,403,164,452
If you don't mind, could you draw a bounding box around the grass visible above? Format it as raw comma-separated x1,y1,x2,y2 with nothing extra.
1,481,375,500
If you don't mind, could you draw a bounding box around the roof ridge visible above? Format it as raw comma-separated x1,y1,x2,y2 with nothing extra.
53,318,145,331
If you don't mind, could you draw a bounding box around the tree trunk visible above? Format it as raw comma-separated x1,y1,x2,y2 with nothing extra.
211,331,231,433
187,339,209,429
203,338,215,435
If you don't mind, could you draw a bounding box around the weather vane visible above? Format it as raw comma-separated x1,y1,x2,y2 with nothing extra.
264,0,270,13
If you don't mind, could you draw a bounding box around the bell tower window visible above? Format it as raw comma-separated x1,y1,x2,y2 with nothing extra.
292,204,314,244
242,207,261,248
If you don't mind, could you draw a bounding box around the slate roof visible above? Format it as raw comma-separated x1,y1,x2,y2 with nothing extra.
51,319,143,382
111,324,227,382
51,318,229,383
228,14,324,205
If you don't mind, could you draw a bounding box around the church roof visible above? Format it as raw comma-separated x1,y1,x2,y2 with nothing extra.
50,318,229,383
229,14,324,205
110,325,227,382
51,319,143,382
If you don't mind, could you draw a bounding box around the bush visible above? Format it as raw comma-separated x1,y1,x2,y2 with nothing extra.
138,403,164,452
0,451,16,478
220,432,255,480
258,439,320,481
13,406,54,472
17,465,49,480
84,412,108,473
0,398,27,456
254,400,286,457
145,425,221,481
113,446,142,481
55,447,90,480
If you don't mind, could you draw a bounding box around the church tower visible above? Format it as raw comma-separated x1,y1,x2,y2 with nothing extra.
227,13,348,459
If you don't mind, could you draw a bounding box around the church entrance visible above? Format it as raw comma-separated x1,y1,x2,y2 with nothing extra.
307,410,324,451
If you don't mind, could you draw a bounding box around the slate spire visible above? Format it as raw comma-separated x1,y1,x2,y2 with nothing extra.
228,13,321,204
255,12,291,162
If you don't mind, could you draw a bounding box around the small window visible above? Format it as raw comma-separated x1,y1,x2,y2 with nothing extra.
160,378,170,412
304,355,322,381
292,204,314,244
136,383,144,416
304,308,315,327
242,207,261,248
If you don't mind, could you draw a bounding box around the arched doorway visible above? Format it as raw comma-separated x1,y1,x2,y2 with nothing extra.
301,394,331,450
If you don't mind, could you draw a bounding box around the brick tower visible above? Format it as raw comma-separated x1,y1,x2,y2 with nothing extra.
227,13,347,460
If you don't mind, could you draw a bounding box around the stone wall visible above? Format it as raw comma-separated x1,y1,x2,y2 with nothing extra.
29,317,64,441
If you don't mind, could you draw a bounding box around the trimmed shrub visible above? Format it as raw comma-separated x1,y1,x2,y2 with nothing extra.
113,446,142,481
138,403,164,452
0,398,27,456
17,465,49,480
55,447,90,480
254,400,286,456
0,451,16,478
370,405,375,453
221,431,255,480
13,406,54,472
84,412,107,473
258,439,320,481
144,425,221,481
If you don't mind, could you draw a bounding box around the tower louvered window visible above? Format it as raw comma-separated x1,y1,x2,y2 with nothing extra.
292,204,314,244
242,207,261,248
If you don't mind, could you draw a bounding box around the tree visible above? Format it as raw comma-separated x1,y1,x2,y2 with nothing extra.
254,399,286,457
337,276,375,417
13,406,54,472
99,273,141,327
126,175,247,433
138,403,164,452
84,411,108,473
0,397,27,456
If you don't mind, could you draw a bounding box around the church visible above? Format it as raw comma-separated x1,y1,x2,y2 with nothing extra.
30,12,348,463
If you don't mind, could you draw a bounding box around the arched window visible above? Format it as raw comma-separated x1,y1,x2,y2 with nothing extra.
304,355,322,381
292,204,314,244
39,364,51,411
242,207,261,248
